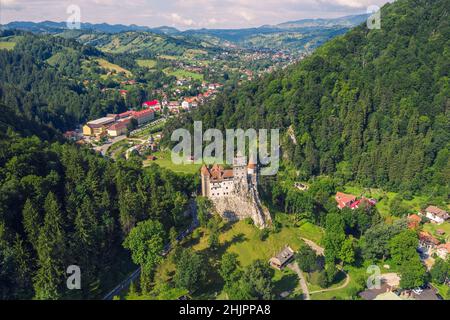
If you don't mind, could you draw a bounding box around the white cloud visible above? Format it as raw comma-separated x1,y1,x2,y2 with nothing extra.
0,0,392,29
1,0,22,10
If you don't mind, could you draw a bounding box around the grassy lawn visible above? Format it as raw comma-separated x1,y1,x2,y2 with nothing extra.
153,213,324,299
193,214,323,268
144,150,223,175
431,282,450,300
158,55,179,61
0,41,16,50
423,222,450,242
164,68,204,81
144,150,202,175
309,266,366,300
136,59,157,69
96,58,132,77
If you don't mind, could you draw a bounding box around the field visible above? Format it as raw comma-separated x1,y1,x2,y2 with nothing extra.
136,59,157,69
153,212,325,300
423,222,450,242
96,58,132,77
0,42,16,50
164,68,204,81
144,150,202,175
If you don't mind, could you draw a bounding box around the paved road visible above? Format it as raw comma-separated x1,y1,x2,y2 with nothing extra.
102,200,198,300
94,135,127,156
288,262,310,300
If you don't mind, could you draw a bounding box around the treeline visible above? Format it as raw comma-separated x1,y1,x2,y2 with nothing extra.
0,114,197,299
163,0,449,196
0,32,174,132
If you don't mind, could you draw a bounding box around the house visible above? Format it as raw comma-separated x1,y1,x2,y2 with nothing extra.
107,119,131,137
436,243,450,260
142,100,160,108
132,109,155,125
407,214,422,230
349,197,377,210
181,101,191,110
335,192,357,209
63,131,79,141
82,117,116,137
425,206,449,224
118,111,134,119
269,246,295,270
294,182,309,191
418,231,440,253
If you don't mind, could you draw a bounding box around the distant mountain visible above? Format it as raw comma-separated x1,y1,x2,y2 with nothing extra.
0,21,176,35
273,14,370,29
1,13,369,52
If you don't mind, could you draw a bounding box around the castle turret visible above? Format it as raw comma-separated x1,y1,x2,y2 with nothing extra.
233,156,248,185
248,159,257,186
201,165,210,197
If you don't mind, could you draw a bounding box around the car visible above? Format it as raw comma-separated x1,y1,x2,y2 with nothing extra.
412,287,423,295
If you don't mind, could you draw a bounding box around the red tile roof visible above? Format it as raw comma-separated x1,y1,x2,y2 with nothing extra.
133,109,154,119
142,100,159,107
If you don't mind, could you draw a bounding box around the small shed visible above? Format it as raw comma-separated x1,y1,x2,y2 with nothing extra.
269,246,295,270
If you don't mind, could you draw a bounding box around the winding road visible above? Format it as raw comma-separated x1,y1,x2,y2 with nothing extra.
102,200,198,300
288,262,310,300
293,238,351,298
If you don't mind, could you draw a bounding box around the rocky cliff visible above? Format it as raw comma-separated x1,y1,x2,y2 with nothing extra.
211,183,272,229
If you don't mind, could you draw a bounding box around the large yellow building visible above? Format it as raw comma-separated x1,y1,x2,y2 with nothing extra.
82,117,116,137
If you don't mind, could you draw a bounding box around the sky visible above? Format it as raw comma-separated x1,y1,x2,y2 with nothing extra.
0,0,391,30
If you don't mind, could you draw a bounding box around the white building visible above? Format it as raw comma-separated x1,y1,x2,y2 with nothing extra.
201,156,257,198
425,206,449,224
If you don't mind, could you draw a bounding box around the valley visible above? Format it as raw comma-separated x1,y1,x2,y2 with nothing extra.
0,0,449,303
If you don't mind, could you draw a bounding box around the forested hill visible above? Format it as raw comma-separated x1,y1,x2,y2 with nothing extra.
164,0,450,196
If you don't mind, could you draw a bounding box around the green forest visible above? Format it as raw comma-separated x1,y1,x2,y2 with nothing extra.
0,0,449,301
163,0,449,197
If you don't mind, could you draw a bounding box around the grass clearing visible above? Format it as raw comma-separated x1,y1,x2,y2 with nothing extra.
164,68,204,81
154,212,324,299
96,58,132,77
423,222,450,242
0,41,16,50
136,59,157,69
144,150,202,175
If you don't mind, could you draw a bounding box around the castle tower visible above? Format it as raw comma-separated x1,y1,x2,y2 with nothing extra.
200,165,210,197
233,156,248,186
247,157,257,186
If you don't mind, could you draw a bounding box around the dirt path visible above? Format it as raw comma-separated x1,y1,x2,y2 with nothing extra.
301,238,324,256
300,238,351,296
288,262,310,300
310,271,351,294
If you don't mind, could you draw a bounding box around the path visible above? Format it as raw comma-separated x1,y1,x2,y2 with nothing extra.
102,200,198,300
310,272,351,294
287,262,310,300
301,238,324,256
299,237,351,296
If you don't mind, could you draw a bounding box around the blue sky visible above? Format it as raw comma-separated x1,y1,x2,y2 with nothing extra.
0,0,391,29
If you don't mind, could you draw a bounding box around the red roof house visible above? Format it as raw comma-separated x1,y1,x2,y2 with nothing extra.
335,192,357,209
142,100,160,107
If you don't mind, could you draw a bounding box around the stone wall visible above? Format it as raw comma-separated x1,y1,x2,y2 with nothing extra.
211,184,272,229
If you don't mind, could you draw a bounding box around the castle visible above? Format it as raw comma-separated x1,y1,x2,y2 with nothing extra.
200,156,271,228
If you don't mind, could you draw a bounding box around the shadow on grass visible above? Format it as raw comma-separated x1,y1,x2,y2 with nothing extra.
273,273,298,296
